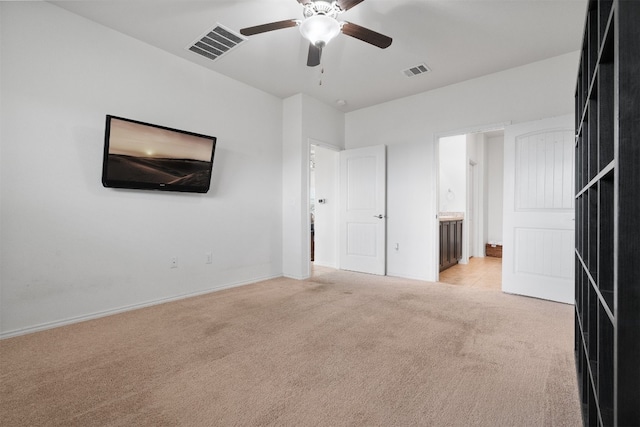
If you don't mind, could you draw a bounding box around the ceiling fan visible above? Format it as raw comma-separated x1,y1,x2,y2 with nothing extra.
239,0,392,67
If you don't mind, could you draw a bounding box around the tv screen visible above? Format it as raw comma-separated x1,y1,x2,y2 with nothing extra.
102,115,216,193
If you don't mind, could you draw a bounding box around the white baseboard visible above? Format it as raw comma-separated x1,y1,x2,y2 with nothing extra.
283,273,308,280
0,274,282,340
386,271,430,282
311,261,338,269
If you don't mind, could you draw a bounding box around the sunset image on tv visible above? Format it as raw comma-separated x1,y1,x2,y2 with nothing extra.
104,117,215,191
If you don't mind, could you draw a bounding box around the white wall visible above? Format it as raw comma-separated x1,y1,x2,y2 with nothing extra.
282,95,305,279
346,51,578,281
312,146,338,268
438,135,466,213
386,141,434,280
0,2,283,336
486,135,505,243
282,94,344,279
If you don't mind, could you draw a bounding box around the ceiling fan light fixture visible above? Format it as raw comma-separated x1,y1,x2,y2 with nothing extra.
299,15,341,47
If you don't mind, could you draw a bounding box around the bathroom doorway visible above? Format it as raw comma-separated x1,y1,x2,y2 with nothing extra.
437,130,504,287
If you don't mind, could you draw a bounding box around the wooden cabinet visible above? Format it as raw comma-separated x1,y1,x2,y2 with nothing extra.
574,1,640,425
439,219,462,272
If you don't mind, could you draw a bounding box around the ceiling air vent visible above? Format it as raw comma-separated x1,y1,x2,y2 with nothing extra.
402,63,431,77
186,24,246,62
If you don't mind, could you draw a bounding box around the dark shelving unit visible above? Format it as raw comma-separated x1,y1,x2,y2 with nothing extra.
574,1,640,426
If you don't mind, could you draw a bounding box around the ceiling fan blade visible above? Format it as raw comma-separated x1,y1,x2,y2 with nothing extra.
336,0,366,11
240,19,298,36
341,22,392,49
307,43,322,67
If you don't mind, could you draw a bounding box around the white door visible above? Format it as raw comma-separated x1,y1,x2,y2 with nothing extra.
339,145,386,275
502,115,575,304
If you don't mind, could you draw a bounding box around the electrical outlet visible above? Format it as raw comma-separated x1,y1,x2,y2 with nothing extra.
205,252,213,264
170,257,178,269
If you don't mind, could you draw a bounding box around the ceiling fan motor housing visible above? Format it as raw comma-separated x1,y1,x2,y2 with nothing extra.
303,1,340,19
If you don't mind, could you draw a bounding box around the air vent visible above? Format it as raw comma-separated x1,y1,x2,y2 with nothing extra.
186,24,246,62
402,63,431,77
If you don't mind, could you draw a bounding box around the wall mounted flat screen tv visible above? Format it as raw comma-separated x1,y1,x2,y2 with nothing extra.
102,115,216,193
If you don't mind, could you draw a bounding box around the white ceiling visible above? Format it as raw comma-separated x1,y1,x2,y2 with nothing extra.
50,0,588,112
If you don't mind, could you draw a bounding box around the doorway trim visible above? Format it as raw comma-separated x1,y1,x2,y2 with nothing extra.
467,158,477,263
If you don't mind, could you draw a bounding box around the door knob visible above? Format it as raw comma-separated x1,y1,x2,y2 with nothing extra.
373,214,385,219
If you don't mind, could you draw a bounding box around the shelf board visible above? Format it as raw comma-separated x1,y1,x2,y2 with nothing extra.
575,250,615,323
575,159,615,198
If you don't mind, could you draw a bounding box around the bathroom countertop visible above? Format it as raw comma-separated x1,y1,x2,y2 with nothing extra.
439,212,464,221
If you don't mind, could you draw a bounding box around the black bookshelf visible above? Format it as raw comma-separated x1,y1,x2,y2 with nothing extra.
574,1,640,426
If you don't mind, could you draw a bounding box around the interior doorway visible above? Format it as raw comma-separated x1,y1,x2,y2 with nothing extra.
309,143,339,270
436,129,505,286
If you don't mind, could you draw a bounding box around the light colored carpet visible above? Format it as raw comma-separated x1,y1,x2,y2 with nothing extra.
0,270,581,426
